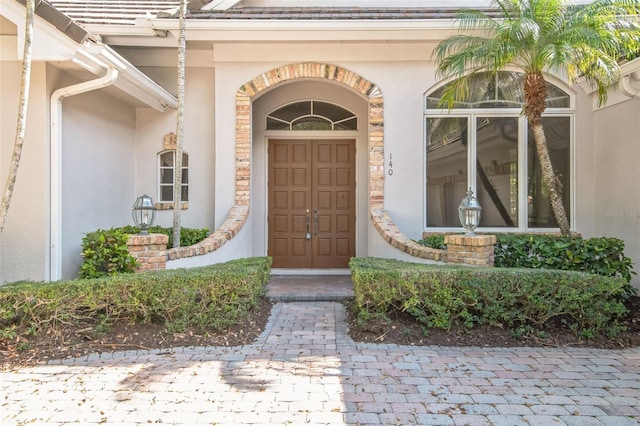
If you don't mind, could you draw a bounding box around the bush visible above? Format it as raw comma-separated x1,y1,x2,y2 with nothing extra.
1,257,271,339
417,234,635,284
79,228,138,279
350,257,630,338
493,234,635,284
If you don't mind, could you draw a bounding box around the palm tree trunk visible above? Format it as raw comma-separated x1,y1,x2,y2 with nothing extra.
172,0,186,248
530,122,570,235
0,0,34,233
525,72,570,236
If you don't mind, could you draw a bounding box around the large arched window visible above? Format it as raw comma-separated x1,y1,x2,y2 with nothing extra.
266,100,357,130
425,71,572,231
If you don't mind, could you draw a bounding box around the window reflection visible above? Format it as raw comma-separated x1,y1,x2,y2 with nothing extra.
267,100,357,130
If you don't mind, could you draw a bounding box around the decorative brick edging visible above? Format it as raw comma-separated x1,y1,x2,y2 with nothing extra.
370,208,447,261
445,234,497,266
127,233,169,272
158,63,446,265
237,62,385,213
166,205,249,260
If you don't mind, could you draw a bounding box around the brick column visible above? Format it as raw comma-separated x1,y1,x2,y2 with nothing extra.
444,235,496,266
126,233,169,272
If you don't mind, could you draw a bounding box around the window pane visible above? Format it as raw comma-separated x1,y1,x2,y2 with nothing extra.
426,117,468,227
335,117,357,130
160,152,173,167
160,186,173,202
181,185,189,202
476,117,519,227
528,117,571,228
426,71,569,109
270,101,311,121
181,153,189,167
182,169,188,184
291,117,333,130
313,101,354,122
266,117,290,130
160,168,173,184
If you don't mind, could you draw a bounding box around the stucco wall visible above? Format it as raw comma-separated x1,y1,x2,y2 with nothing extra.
59,73,138,279
593,98,640,287
0,61,49,283
135,66,216,231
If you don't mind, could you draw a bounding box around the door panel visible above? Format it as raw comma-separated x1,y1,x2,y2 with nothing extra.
268,139,355,268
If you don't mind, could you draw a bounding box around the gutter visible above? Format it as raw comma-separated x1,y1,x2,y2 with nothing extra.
49,67,119,281
47,43,178,281
10,0,178,280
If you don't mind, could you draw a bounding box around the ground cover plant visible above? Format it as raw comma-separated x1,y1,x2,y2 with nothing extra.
349,257,638,345
0,257,271,369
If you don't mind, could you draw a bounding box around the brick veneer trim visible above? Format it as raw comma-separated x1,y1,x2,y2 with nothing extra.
168,62,437,262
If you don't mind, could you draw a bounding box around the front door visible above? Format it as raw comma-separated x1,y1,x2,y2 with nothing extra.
268,139,356,268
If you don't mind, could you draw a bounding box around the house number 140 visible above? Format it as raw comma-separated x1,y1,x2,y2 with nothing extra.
388,153,393,175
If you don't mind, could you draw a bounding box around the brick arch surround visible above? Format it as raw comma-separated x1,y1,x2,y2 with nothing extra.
167,63,444,262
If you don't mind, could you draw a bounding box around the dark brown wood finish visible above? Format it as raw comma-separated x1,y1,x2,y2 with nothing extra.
268,140,355,268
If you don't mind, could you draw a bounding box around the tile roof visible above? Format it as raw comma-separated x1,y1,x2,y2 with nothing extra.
183,7,498,20
43,1,499,25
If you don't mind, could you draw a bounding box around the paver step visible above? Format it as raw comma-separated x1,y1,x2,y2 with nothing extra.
266,274,354,302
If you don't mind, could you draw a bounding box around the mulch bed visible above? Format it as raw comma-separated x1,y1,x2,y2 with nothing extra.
2,296,639,371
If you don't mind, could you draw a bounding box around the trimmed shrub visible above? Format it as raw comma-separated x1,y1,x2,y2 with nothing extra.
1,257,271,339
350,257,629,338
417,234,635,285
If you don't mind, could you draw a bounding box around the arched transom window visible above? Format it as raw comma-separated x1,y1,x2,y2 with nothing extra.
425,71,572,231
266,100,357,130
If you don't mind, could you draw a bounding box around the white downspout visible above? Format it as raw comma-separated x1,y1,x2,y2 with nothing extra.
620,75,640,99
49,67,119,281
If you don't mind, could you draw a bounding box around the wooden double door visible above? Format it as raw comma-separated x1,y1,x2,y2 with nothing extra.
268,139,356,268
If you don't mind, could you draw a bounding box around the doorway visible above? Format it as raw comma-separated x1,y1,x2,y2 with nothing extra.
268,139,356,268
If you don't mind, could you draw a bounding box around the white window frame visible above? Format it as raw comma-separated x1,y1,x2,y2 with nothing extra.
158,150,189,203
424,77,575,234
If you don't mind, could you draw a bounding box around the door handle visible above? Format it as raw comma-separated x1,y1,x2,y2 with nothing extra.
313,209,318,236
305,210,312,240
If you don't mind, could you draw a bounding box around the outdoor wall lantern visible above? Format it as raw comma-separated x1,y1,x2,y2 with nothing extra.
458,189,482,236
132,194,156,235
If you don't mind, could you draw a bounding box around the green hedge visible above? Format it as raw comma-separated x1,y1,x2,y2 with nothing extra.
1,257,271,340
417,234,635,284
350,257,629,338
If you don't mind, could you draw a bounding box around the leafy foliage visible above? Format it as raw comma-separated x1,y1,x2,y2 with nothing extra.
1,257,271,341
79,228,138,279
351,257,630,339
417,234,636,287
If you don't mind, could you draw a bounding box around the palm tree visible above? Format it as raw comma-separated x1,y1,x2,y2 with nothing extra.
433,0,640,235
0,0,34,232
173,0,187,248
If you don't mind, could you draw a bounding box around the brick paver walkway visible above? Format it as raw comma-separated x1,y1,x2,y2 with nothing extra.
2,276,640,425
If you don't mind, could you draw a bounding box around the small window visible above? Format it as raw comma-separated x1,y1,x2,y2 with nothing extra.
158,150,189,202
266,100,357,130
